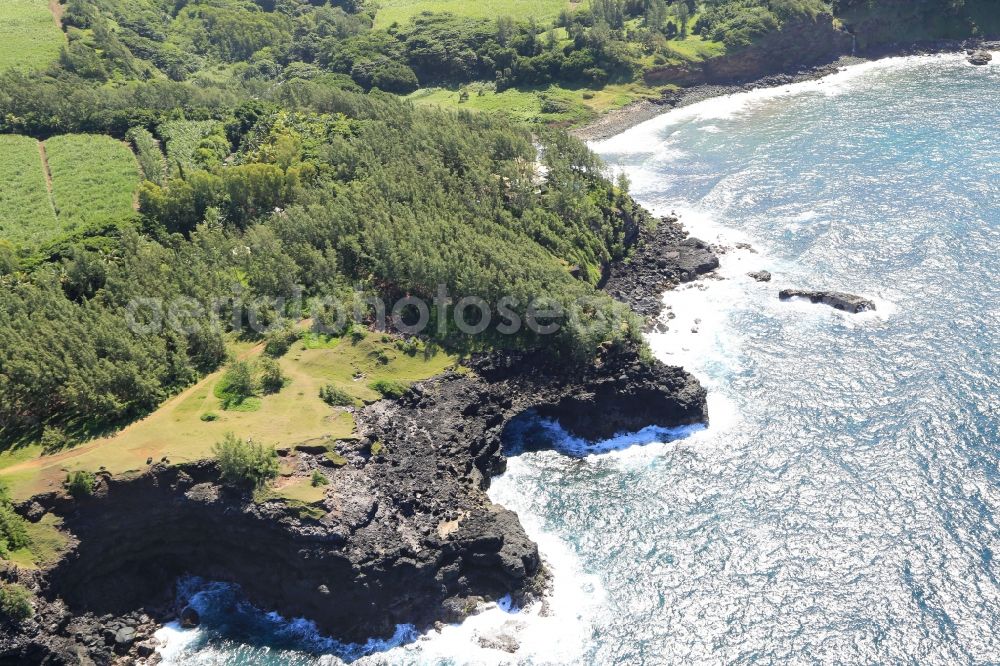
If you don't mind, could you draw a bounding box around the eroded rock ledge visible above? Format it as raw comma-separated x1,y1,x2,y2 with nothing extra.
601,215,720,319
1,345,706,664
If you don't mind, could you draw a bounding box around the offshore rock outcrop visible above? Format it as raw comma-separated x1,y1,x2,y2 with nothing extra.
967,49,993,66
1,344,707,663
779,289,876,313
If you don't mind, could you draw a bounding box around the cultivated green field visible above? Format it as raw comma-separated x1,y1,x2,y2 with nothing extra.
0,0,64,72
0,135,57,245
375,0,573,27
44,134,140,227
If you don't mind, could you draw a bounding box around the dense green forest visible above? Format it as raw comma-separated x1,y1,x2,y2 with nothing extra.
0,54,646,448
0,0,996,448
31,0,997,95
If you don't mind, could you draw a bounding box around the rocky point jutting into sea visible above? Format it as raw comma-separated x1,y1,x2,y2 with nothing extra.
0,217,717,664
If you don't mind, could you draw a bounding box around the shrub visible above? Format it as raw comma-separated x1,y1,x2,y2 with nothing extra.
310,470,329,487
0,504,29,554
319,384,353,407
258,358,287,394
216,361,257,408
213,433,279,490
0,584,34,623
264,326,301,358
40,426,70,454
200,412,219,422
369,379,408,400
64,470,95,498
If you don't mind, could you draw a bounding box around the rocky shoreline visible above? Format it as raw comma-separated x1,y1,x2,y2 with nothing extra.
601,214,719,320
1,318,708,662
13,31,989,664
1,175,722,664
575,39,1000,142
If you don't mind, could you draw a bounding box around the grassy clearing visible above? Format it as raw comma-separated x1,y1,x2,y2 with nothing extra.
0,0,64,72
44,134,140,228
375,0,571,28
4,514,70,569
0,331,458,500
292,331,458,404
0,135,57,245
270,476,328,505
663,35,726,62
409,81,666,125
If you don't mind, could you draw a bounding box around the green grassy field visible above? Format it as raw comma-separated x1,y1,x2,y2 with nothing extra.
44,134,140,228
375,0,573,28
663,34,726,62
0,331,458,500
0,0,64,72
409,81,667,125
0,135,58,245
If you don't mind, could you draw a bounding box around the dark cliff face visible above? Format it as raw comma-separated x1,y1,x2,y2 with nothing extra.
4,344,707,661
645,14,853,86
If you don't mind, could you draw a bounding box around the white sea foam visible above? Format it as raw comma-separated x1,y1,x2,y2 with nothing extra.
590,52,970,157
154,622,198,664
358,478,604,666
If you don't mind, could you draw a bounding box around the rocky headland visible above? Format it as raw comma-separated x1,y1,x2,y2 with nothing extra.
1,271,709,664
1,349,706,663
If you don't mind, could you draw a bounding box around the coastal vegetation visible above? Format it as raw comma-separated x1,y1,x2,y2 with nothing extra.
213,433,279,490
0,0,995,522
0,583,34,623
63,470,95,498
0,479,68,570
0,481,29,557
836,0,1000,47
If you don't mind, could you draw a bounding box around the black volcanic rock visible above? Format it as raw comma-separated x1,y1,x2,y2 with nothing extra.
180,606,200,628
602,215,719,320
968,49,993,66
2,345,707,662
677,237,721,279
748,270,772,282
779,289,876,313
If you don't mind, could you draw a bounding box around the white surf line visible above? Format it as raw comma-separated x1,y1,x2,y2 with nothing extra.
589,51,974,156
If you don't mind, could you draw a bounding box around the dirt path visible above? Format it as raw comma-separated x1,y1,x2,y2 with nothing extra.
48,0,64,30
37,141,57,216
